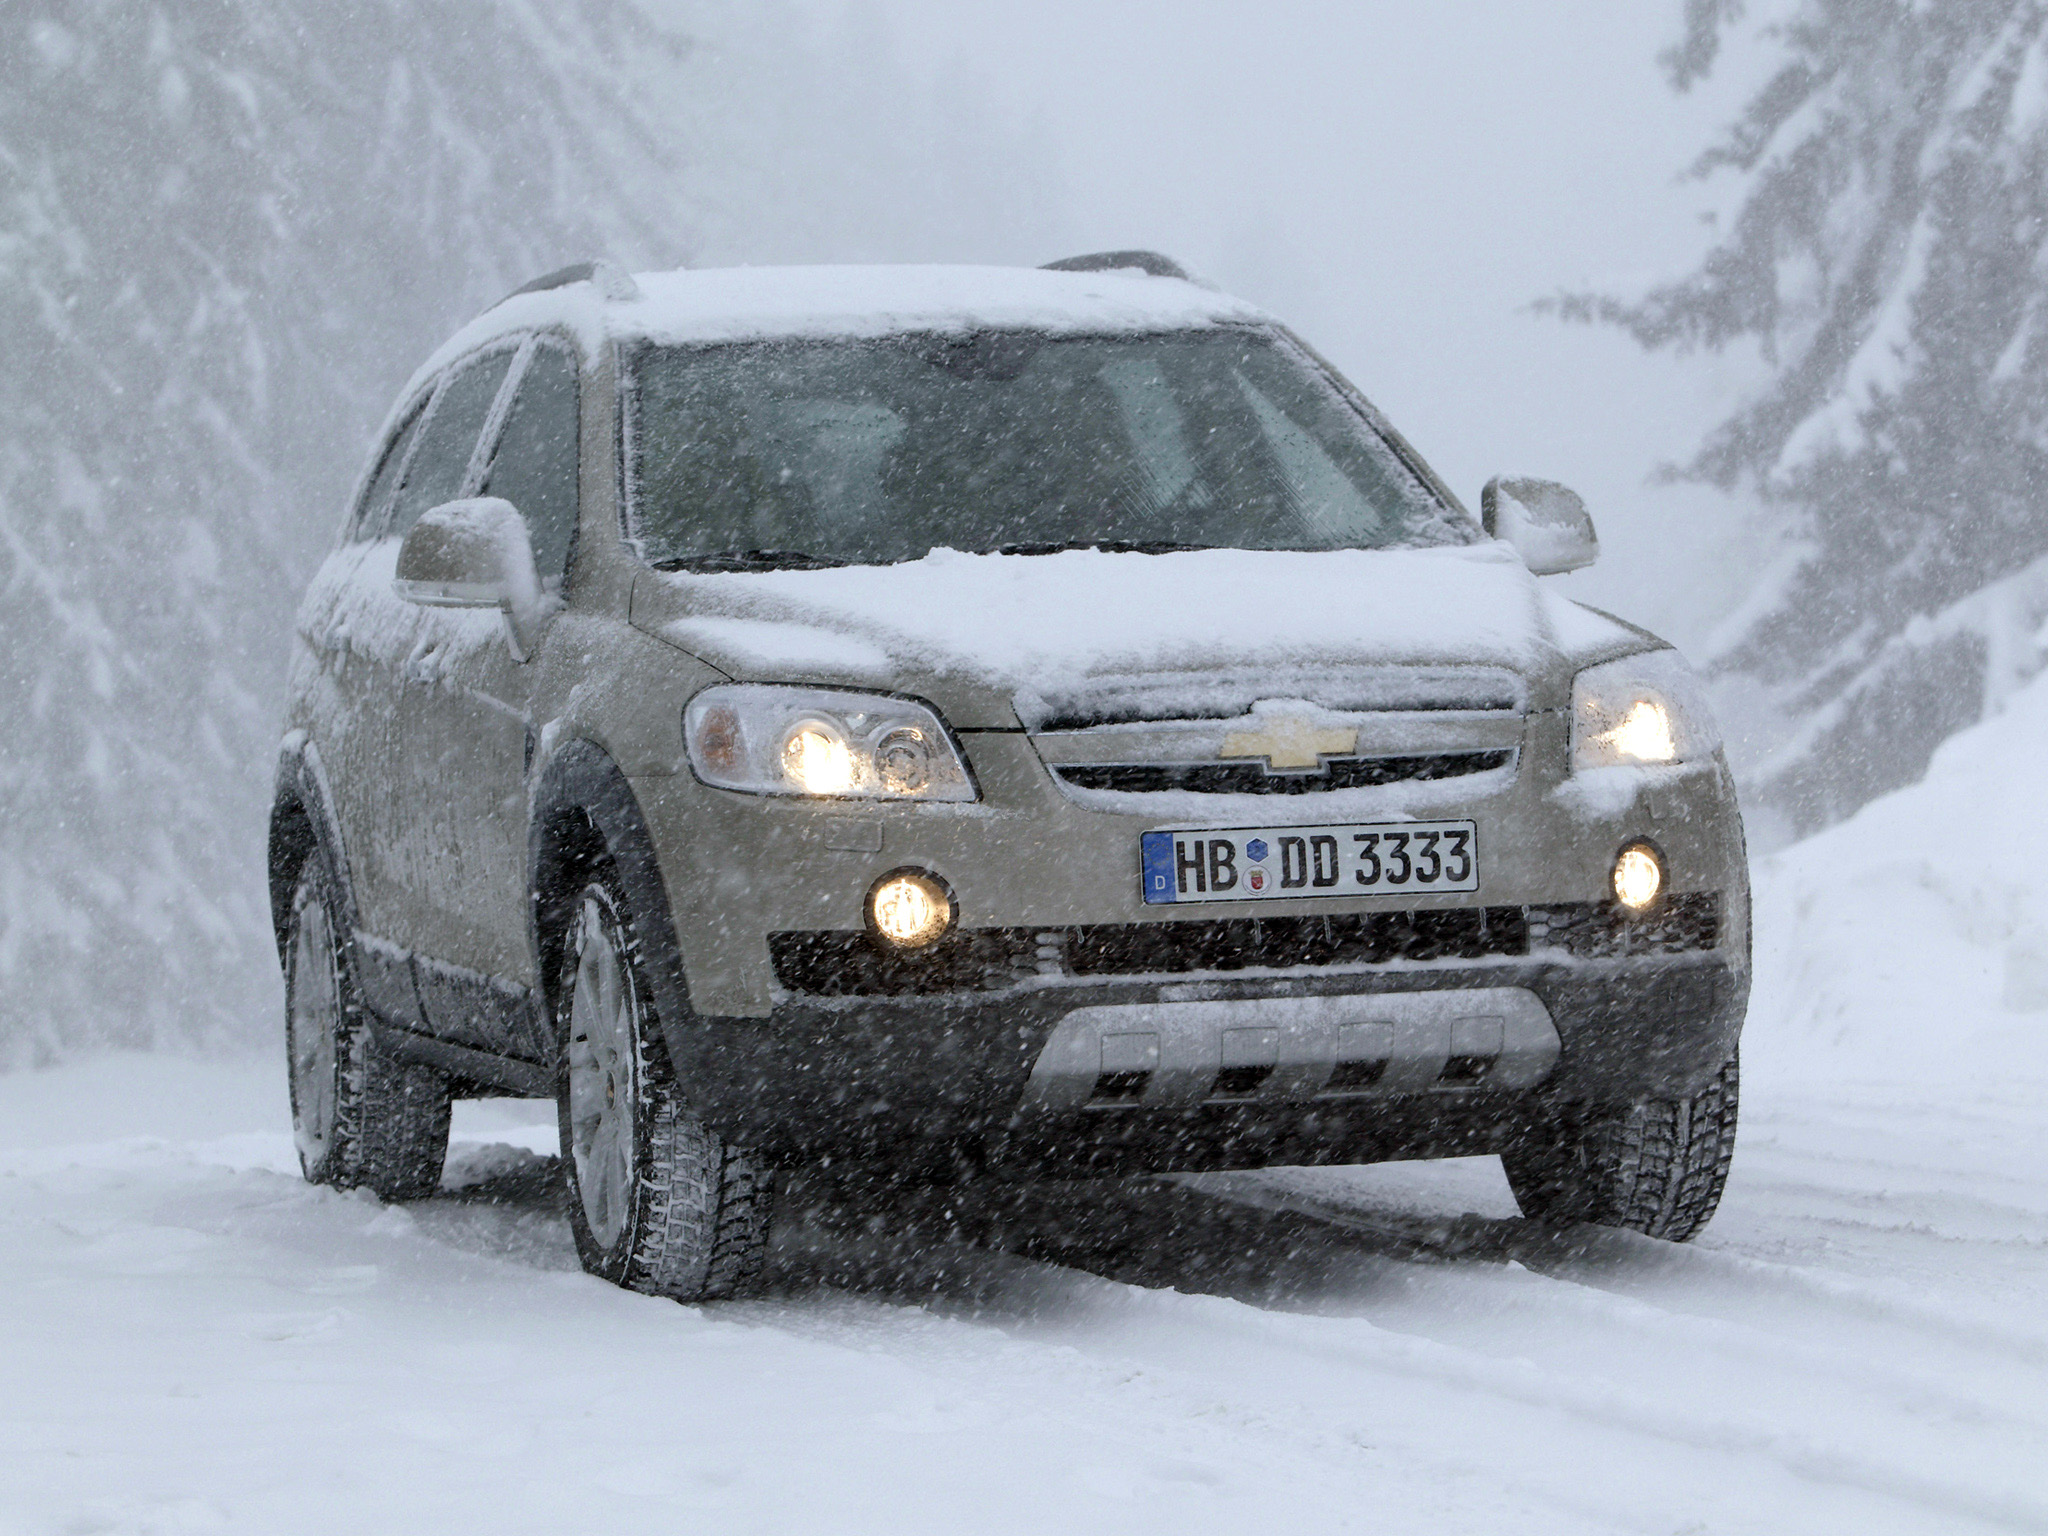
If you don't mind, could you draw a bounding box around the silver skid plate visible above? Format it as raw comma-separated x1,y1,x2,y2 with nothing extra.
1018,987,1560,1113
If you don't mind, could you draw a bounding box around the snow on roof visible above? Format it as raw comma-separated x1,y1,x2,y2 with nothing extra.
619,264,1267,342
396,264,1273,412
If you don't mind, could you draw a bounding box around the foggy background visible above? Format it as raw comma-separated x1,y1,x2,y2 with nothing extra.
6,0,2045,1061
845,0,1776,658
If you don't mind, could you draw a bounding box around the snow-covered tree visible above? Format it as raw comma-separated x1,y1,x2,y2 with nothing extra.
0,1,1058,1063
1560,0,2048,837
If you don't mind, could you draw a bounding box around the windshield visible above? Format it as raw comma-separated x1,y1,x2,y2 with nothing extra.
626,328,1473,569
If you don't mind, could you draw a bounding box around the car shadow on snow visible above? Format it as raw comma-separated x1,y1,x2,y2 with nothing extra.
411,1142,582,1273
417,1141,1664,1311
767,1169,1666,1314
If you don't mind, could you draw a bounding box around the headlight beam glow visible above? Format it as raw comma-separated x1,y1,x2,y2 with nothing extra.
1569,651,1719,774
1596,699,1677,765
781,722,855,795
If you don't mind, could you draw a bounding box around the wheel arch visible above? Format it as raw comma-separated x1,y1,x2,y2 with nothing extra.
529,739,694,1066
269,733,358,969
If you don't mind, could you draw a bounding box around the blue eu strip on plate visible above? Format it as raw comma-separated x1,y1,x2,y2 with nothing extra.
1141,830,1179,905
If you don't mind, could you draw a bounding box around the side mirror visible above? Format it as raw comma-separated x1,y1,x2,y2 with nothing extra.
1481,477,1599,575
394,497,553,661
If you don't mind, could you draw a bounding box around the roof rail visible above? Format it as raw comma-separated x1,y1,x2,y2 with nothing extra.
494,259,641,309
1040,250,1190,280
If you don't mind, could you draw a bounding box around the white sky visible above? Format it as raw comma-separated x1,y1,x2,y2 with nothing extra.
796,0,1780,656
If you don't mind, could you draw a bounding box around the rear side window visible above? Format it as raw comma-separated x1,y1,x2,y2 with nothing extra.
383,348,517,540
350,399,426,541
483,343,580,586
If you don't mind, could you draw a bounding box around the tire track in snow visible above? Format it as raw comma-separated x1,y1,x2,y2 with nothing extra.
1205,1171,2048,1371
795,1173,2048,1533
400,1143,2048,1533
1088,1283,2048,1534
12,1100,2036,1535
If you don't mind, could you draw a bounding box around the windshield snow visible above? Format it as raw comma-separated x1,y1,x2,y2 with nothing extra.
626,329,1472,568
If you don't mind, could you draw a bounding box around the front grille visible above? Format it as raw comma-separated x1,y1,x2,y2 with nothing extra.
1019,665,1528,731
1053,750,1511,795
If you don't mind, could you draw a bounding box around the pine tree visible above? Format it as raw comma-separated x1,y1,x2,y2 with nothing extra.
0,0,1058,1062
1558,0,2048,837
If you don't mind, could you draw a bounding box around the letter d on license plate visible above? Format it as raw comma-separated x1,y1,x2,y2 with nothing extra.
1140,821,1478,904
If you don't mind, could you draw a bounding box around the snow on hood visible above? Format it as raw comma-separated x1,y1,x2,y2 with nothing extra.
651,543,1643,721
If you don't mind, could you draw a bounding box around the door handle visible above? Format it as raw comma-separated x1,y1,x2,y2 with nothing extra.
402,641,444,686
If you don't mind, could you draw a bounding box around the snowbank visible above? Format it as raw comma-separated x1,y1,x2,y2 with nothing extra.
1748,663,2048,1088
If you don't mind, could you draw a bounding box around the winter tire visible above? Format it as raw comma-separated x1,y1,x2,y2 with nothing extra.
554,871,773,1301
1502,1051,1739,1242
284,860,451,1201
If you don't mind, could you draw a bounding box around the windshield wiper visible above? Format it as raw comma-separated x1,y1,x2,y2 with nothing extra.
995,539,1211,557
654,541,1209,570
652,548,854,572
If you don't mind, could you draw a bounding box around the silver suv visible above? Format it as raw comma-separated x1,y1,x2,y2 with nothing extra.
271,254,1748,1300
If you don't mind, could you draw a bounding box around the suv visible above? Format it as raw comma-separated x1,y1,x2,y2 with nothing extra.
271,253,1748,1300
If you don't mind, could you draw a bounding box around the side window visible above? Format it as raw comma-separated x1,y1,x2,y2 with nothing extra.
483,343,580,587
384,348,517,540
350,398,427,541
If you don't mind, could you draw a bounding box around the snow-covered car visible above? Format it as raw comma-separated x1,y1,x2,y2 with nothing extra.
270,253,1749,1300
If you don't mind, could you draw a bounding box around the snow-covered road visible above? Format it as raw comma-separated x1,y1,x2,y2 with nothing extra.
1,1053,2041,1535
10,672,2048,1534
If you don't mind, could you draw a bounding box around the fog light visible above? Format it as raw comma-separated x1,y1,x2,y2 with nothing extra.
1612,842,1664,911
866,869,954,950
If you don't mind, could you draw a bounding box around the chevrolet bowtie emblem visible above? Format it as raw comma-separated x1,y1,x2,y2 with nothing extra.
1219,710,1358,770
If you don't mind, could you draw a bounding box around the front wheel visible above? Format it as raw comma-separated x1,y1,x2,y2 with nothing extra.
1502,1051,1739,1242
554,873,773,1300
284,861,450,1201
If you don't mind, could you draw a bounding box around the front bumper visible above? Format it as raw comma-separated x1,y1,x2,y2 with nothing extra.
633,731,1750,1018
630,723,1748,1175
669,948,1745,1176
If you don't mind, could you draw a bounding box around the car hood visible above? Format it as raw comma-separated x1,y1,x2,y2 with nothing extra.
638,543,1648,727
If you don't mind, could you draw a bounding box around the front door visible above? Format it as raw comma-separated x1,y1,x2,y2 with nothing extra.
392,336,581,1057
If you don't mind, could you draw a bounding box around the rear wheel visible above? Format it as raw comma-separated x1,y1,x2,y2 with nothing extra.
285,862,450,1201
554,872,773,1300
1502,1051,1739,1242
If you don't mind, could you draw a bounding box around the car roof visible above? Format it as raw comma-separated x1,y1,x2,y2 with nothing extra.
393,262,1274,415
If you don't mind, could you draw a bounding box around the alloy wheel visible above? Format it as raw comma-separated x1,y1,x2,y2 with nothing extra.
566,894,639,1251
288,888,341,1169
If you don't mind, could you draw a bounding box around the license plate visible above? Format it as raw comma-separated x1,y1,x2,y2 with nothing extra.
1140,821,1478,904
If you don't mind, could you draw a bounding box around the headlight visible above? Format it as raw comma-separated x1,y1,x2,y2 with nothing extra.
1570,650,1720,771
684,685,977,801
